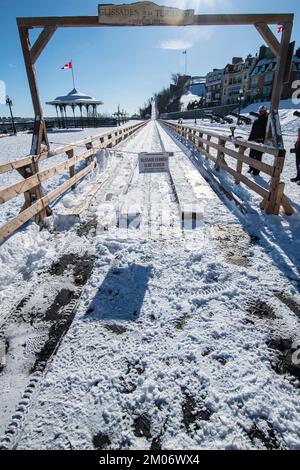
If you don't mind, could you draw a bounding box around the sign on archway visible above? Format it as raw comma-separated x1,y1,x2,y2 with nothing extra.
98,2,195,26
17,2,294,155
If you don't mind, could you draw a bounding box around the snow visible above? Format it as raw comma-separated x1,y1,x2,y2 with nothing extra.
180,93,201,111
242,99,300,114
1,119,300,450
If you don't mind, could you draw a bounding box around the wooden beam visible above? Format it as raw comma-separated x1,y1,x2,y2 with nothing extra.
31,26,57,64
18,26,50,157
193,13,294,26
16,13,294,29
18,28,44,120
255,23,281,57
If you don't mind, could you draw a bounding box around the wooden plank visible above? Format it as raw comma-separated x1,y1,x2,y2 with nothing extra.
193,13,293,26
255,23,281,57
69,177,109,216
0,161,96,242
17,13,294,28
218,161,269,199
0,149,93,204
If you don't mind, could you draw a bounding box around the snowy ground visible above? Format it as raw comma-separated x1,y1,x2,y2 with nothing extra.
1,120,300,450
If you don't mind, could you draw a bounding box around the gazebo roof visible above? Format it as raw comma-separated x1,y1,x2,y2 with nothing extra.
46,88,103,106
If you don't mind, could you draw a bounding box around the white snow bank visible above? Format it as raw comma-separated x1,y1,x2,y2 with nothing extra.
241,99,300,114
180,93,201,111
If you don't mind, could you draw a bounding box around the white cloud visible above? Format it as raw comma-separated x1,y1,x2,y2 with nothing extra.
158,26,213,50
166,0,231,10
159,40,193,50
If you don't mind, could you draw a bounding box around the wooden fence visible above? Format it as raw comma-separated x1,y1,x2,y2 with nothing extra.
0,121,146,242
161,121,293,216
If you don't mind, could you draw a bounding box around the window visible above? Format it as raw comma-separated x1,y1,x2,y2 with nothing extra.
263,85,272,97
264,72,273,84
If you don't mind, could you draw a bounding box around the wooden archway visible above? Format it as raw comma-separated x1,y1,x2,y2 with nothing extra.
17,2,294,155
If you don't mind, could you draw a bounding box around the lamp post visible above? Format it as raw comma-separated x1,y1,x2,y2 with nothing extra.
6,96,17,135
237,89,244,126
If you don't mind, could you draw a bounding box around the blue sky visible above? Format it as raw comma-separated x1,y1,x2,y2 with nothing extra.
0,0,299,117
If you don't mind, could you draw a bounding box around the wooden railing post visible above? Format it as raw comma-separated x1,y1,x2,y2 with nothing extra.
235,145,246,184
197,132,203,152
214,137,226,170
205,135,212,159
66,149,76,189
17,159,50,223
85,141,95,162
263,149,286,215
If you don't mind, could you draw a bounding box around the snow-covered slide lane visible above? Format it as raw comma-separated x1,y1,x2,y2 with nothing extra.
1,121,300,450
115,121,183,240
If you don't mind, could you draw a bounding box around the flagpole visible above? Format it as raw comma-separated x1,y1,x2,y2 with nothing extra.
71,60,76,89
185,51,188,76
182,50,188,76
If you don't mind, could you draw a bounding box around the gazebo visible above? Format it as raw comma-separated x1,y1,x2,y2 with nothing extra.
46,88,103,127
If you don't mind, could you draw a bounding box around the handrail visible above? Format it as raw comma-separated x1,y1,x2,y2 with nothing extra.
161,120,293,216
0,120,147,242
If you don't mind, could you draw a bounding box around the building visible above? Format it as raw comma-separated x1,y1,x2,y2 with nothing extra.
184,76,206,98
222,56,256,106
205,68,224,107
247,45,300,103
46,88,103,122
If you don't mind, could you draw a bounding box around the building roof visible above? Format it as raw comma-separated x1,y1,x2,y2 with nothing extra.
46,88,103,106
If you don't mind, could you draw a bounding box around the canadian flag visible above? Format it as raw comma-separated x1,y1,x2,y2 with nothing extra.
61,61,72,69
278,25,283,33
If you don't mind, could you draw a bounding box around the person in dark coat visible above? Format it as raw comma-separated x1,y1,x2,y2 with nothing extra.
248,106,269,176
290,128,300,183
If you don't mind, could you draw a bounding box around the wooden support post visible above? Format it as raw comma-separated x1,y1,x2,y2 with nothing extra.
235,145,246,184
66,149,76,189
266,22,294,148
17,160,50,223
18,27,50,155
262,149,286,214
18,26,54,223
